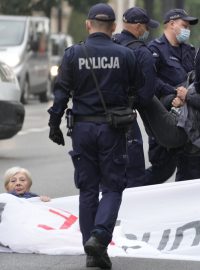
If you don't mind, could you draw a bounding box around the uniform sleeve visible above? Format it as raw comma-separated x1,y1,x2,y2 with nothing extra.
155,78,176,98
132,57,145,91
48,47,74,126
160,94,176,110
126,50,144,98
148,44,176,98
134,48,157,106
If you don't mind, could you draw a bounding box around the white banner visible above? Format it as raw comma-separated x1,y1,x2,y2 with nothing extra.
0,179,200,261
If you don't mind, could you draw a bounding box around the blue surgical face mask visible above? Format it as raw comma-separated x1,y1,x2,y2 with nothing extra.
138,30,149,42
176,28,191,43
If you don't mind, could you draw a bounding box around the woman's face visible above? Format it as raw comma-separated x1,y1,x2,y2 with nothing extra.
6,172,31,195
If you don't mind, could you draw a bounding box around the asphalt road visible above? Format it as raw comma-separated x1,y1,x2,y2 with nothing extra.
0,100,76,198
0,99,160,197
0,99,196,270
0,99,174,197
0,253,200,270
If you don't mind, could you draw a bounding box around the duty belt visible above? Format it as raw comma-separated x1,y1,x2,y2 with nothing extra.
74,115,107,123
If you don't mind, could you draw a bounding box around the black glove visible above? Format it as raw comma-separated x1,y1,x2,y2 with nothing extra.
49,126,65,146
194,48,200,93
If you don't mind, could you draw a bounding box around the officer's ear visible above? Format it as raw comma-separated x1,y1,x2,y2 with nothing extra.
168,20,176,29
135,23,143,37
85,20,91,32
135,23,141,30
111,22,116,33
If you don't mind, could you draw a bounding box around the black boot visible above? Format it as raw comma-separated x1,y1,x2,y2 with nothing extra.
84,236,107,257
85,236,112,269
86,252,112,269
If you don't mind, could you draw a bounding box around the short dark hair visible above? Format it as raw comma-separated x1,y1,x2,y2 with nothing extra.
89,19,114,31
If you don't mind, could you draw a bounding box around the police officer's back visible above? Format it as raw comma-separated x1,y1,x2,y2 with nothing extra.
112,7,159,188
48,3,144,269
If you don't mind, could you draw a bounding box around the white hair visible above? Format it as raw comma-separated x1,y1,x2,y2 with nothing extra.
4,166,32,190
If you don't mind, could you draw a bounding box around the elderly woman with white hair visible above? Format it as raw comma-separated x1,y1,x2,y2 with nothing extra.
4,166,50,202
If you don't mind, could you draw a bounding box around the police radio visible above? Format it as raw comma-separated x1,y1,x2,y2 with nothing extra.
66,109,74,137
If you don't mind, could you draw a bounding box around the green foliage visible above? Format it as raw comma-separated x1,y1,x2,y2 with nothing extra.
0,0,58,17
1,0,199,47
0,0,32,15
32,0,58,17
136,0,144,7
185,1,200,47
68,0,108,13
68,9,87,43
67,0,109,43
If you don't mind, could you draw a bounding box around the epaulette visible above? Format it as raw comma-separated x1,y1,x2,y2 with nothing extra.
152,52,159,58
154,38,163,44
124,39,145,49
64,41,84,51
182,43,195,50
111,34,121,44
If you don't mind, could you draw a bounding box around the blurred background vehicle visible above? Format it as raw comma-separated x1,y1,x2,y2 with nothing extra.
0,61,25,139
50,33,73,90
0,15,51,104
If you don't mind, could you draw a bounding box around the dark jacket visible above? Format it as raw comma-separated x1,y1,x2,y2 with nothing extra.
9,191,38,199
148,34,195,102
48,32,144,125
113,30,156,107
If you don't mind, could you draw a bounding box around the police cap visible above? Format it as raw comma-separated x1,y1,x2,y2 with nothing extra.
123,7,159,28
164,9,198,25
88,3,116,22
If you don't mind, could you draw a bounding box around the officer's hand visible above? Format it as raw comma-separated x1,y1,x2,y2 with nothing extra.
172,97,184,108
176,86,188,102
49,126,65,146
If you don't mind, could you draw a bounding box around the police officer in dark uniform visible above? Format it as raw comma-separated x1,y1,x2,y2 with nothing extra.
48,3,144,269
147,9,199,183
112,7,159,187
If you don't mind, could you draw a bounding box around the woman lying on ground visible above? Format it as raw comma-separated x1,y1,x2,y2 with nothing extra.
4,166,50,202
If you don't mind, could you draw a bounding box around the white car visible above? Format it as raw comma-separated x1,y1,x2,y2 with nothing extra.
0,15,51,104
0,61,25,139
50,33,73,89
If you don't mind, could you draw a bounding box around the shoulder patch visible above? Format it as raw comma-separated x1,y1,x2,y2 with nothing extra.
155,38,162,44
182,43,195,51
65,44,76,52
152,52,159,57
112,34,121,44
